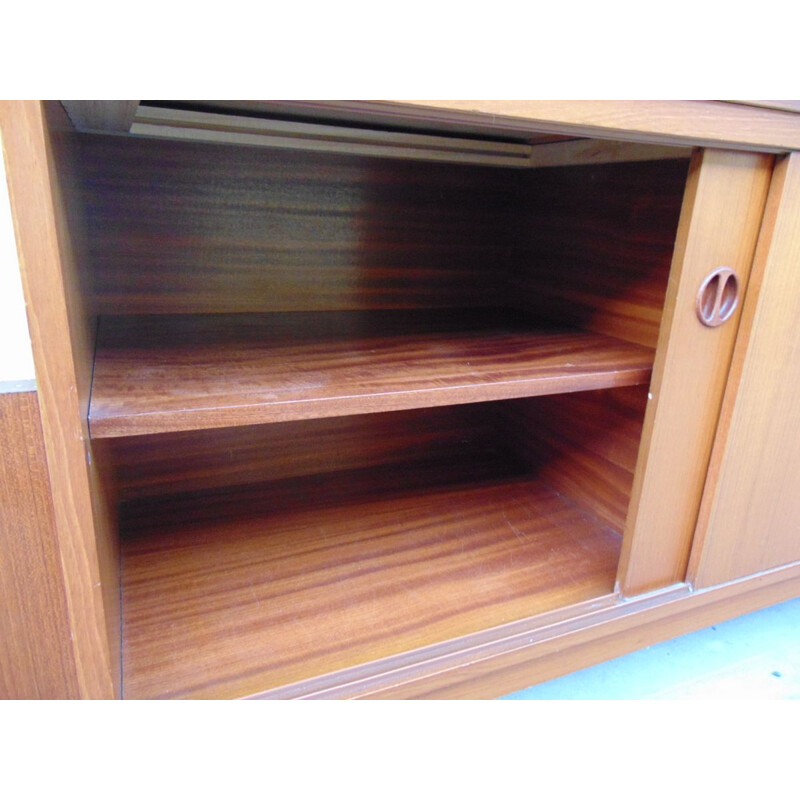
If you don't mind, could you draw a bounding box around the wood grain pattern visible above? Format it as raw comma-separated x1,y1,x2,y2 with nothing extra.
689,153,800,588
120,470,622,699
508,158,689,348
502,386,648,532
88,310,654,438
0,392,80,699
726,100,800,114
74,133,518,315
309,100,800,151
104,402,512,501
617,149,773,596
73,133,687,332
40,106,122,685
257,561,800,699
0,101,117,697
7,96,800,702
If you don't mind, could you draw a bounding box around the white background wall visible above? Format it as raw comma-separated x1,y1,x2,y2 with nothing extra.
0,129,36,388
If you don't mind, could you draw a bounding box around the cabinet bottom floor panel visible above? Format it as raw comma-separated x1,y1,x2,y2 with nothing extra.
120,470,622,699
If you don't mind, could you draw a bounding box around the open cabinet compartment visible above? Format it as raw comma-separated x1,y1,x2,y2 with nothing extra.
58,112,690,698
110,388,647,699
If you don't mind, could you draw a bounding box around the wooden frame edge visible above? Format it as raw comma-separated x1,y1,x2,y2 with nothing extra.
288,100,800,152
0,101,117,698
249,561,800,699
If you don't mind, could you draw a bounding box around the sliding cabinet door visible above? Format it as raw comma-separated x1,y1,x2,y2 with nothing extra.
690,153,800,587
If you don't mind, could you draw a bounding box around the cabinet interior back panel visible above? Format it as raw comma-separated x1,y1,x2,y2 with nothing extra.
74,134,517,314
104,388,645,513
107,402,514,502
74,133,688,348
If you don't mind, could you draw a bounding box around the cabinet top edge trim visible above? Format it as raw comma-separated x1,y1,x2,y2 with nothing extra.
303,100,800,153
56,99,800,153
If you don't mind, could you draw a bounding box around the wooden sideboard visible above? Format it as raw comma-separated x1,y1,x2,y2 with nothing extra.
1,100,799,699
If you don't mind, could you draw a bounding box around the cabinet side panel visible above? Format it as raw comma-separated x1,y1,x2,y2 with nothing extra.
618,149,773,596
41,104,121,693
0,101,117,697
0,391,80,698
500,386,648,533
690,153,800,587
508,159,689,348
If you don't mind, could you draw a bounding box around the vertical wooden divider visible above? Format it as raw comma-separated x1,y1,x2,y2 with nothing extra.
0,101,117,698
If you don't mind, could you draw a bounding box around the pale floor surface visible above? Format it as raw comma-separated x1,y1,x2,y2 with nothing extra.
502,595,800,699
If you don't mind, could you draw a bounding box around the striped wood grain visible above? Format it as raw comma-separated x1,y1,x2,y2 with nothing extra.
73,133,686,344
508,158,689,348
258,563,800,699
103,403,511,501
121,471,622,699
502,386,648,532
0,392,80,698
73,133,518,315
0,101,118,697
88,311,654,438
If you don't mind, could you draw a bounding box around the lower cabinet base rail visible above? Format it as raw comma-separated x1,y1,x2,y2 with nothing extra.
249,562,800,699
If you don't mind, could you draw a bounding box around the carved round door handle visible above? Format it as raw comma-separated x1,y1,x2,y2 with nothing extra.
696,267,739,327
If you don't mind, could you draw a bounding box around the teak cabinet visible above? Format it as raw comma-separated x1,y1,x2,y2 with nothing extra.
1,100,799,699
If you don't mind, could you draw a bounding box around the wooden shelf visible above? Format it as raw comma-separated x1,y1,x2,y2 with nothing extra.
120,463,622,699
89,309,654,438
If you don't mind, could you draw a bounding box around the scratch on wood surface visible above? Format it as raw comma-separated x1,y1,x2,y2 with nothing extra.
504,511,528,541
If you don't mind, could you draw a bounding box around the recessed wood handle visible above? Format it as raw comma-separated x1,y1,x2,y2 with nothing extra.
696,267,739,327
